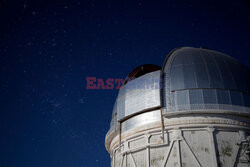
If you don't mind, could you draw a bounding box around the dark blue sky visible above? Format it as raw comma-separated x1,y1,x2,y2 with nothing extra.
0,0,250,167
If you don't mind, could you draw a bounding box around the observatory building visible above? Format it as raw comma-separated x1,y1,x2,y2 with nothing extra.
105,47,250,167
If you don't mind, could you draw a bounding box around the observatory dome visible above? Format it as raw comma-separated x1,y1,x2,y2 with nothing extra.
105,47,250,167
107,47,250,137
162,47,250,114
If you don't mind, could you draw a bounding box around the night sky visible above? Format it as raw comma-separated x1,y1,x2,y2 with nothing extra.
1,0,250,167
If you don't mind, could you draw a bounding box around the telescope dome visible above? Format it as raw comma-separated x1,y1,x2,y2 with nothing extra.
162,47,250,114
105,47,250,167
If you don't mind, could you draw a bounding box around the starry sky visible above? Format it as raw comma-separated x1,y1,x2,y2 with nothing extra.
0,0,250,167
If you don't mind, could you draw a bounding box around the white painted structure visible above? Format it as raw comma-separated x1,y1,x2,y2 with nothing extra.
105,47,250,167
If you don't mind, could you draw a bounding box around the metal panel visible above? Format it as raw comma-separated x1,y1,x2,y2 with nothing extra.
204,52,224,88
183,64,197,88
170,64,184,91
172,88,250,112
116,71,161,120
121,110,161,132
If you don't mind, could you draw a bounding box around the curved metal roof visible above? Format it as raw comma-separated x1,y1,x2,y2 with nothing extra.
164,47,250,92
162,47,250,113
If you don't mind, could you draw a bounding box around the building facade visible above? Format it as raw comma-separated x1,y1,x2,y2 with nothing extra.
105,47,250,167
